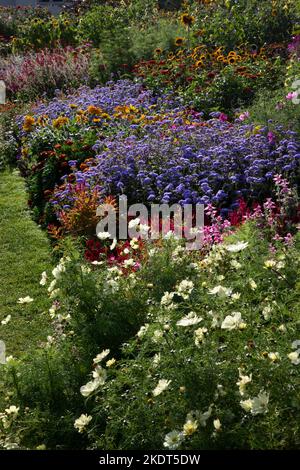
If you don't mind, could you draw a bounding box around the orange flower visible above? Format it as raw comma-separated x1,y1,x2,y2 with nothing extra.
175,37,185,47
87,105,102,115
52,116,69,129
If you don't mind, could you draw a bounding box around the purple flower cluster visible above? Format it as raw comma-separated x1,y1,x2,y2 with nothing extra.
53,118,300,216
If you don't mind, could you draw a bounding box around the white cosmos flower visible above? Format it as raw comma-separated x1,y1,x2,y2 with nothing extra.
176,280,194,299
194,327,208,346
92,366,107,384
80,380,100,397
128,218,140,229
97,231,111,240
208,285,232,297
236,369,252,396
153,379,171,397
221,312,245,330
176,312,202,327
130,238,139,250
1,315,11,326
93,349,110,364
161,292,175,307
5,406,19,416
163,430,184,450
240,391,269,415
40,271,48,286
288,350,300,365
74,414,92,433
292,340,300,349
213,419,221,431
225,241,249,252
136,324,149,338
198,406,213,427
123,258,135,268
18,296,33,304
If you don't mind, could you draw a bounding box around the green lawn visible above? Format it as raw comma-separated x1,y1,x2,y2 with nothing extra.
0,170,52,358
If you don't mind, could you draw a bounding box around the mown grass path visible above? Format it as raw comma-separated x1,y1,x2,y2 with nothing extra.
0,170,52,357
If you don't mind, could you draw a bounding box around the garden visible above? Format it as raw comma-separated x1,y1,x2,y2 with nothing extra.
0,0,300,453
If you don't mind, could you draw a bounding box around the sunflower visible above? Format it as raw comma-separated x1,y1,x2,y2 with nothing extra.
87,105,102,115
180,13,195,27
195,60,204,68
228,56,237,64
154,48,163,55
175,37,185,47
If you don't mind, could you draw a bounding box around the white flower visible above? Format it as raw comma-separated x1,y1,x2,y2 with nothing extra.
1,315,11,326
176,312,202,327
123,258,135,268
231,292,241,301
92,366,107,384
163,430,184,450
262,305,272,320
48,279,57,293
268,352,280,362
80,380,100,397
5,406,19,416
249,279,257,290
40,271,48,286
130,238,139,250
225,241,249,252
97,231,111,240
128,218,140,229
231,260,242,269
18,296,33,304
221,312,245,331
74,414,92,433
93,349,110,364
291,340,300,349
288,350,300,365
153,379,171,397
236,369,252,396
208,285,232,298
176,280,194,299
52,263,65,280
264,259,276,269
139,224,150,236
213,418,221,431
183,418,198,436
240,391,269,415
198,406,212,427
161,292,175,307
110,238,117,251
194,327,208,346
91,261,104,266
153,353,161,366
106,358,116,368
251,391,269,415
240,398,253,413
152,329,164,343
136,324,149,338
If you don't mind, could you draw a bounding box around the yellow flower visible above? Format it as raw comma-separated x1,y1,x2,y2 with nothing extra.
180,13,195,27
23,115,35,132
175,37,185,47
52,116,69,129
154,48,163,55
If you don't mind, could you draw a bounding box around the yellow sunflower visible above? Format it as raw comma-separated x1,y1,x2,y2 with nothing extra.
180,13,195,27
175,37,185,47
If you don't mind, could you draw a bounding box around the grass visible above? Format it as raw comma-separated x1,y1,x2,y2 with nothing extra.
0,170,52,358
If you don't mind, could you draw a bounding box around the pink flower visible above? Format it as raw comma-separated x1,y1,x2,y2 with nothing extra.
286,91,298,101
239,111,250,121
219,113,228,122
